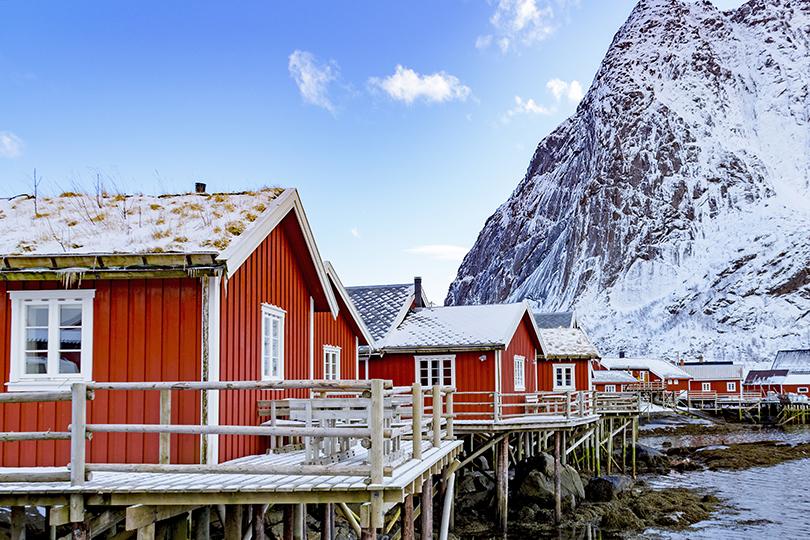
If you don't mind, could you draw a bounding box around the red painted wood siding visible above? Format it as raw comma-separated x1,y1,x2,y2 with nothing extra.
0,278,202,467
218,214,322,462
313,296,358,379
688,379,742,395
537,358,591,392
500,315,539,417
594,383,628,392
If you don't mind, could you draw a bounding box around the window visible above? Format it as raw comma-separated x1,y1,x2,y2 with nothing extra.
323,345,341,380
553,364,575,390
8,290,95,391
261,304,285,380
701,382,711,392
726,382,736,392
605,384,616,393
415,355,454,388
798,387,808,394
513,355,526,391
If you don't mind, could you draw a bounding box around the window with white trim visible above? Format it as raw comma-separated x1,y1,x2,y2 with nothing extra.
701,382,711,392
513,355,526,391
798,387,808,394
553,364,575,390
605,384,617,393
261,304,285,380
8,290,95,391
726,382,736,392
416,355,454,387
323,345,341,380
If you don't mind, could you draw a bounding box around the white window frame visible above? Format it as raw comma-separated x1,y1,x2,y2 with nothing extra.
726,381,736,392
604,384,617,393
513,355,526,391
414,354,455,388
323,345,341,380
8,289,95,392
553,364,575,391
261,304,285,381
701,382,711,392
798,387,808,394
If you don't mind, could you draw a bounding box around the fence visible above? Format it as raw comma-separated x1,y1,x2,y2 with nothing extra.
0,379,455,487
451,390,595,422
594,392,641,414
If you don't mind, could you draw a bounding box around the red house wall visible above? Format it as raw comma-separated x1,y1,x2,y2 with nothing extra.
666,378,690,391
689,379,742,395
499,315,539,417
218,215,319,462
0,278,202,467
594,383,628,392
537,358,591,392
313,295,358,380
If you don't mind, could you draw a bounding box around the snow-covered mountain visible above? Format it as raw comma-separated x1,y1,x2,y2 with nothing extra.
446,0,810,362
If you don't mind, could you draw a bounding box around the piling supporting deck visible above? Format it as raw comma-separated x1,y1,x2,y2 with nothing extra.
495,435,509,533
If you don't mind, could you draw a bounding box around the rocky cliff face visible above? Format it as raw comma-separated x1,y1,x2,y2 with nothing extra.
447,0,810,361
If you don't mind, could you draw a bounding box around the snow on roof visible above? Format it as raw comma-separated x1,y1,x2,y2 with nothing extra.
592,370,637,384
538,328,599,358
772,349,810,373
533,311,575,329
0,188,284,256
600,357,691,380
745,369,788,385
346,283,414,342
680,362,744,381
379,302,533,351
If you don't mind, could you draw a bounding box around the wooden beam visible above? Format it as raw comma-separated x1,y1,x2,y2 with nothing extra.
70,494,84,523
89,509,126,539
126,505,198,531
402,495,415,540
421,476,434,540
337,503,361,538
136,523,154,540
253,504,267,540
11,506,25,540
191,507,211,540
50,505,70,527
495,436,509,533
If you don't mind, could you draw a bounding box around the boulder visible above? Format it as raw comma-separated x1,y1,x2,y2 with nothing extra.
585,475,633,502
635,443,670,471
515,462,584,508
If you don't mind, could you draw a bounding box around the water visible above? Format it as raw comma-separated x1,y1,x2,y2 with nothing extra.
640,425,810,449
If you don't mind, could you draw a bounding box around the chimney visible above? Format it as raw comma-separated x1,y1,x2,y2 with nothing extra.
413,277,424,308
195,182,207,194
619,350,626,359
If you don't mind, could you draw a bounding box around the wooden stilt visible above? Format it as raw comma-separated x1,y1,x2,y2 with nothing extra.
554,431,562,524
320,504,333,540
495,435,509,533
224,505,243,540
360,528,377,540
167,513,191,540
561,431,567,466
595,423,601,476
283,506,294,540
622,423,627,473
632,417,638,479
191,507,211,540
293,504,306,540
253,505,267,540
11,506,26,540
606,418,613,475
402,494,415,540
136,523,155,540
421,476,434,540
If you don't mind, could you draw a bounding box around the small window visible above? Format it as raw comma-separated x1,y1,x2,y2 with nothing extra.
702,382,711,392
323,345,341,380
798,387,808,394
726,382,736,392
8,290,95,391
553,364,575,390
416,355,454,388
261,304,285,380
604,384,616,393
513,355,526,391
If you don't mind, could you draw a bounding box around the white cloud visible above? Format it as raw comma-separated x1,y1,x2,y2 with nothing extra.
369,66,471,105
0,131,23,158
405,244,469,262
501,95,554,123
288,50,339,113
477,0,580,53
546,78,583,104
350,227,360,238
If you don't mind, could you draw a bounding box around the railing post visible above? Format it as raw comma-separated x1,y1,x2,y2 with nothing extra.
159,389,171,464
370,379,385,484
412,383,423,460
70,382,87,486
432,386,442,448
578,392,584,417
565,392,571,419
494,392,500,422
445,389,454,440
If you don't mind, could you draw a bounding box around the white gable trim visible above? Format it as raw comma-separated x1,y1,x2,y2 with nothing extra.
217,188,339,318
323,261,375,347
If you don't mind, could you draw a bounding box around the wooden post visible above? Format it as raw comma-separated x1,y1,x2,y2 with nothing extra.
421,476,434,540
595,422,601,476
224,505,243,540
554,431,562,524
191,507,210,540
320,504,333,540
137,523,155,540
432,385,442,447
445,390,454,440
283,506,294,540
402,494,415,540
11,506,25,540
632,416,638,479
159,389,172,464
561,431,567,466
293,504,306,540
495,435,509,533
370,380,385,532
412,383,423,460
360,528,377,540
70,382,87,486
606,418,613,474
253,505,267,540
622,423,627,473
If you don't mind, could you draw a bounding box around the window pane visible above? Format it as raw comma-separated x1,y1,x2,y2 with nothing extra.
26,305,49,327
25,352,48,374
59,351,81,374
60,305,82,326
26,328,49,351
60,328,82,350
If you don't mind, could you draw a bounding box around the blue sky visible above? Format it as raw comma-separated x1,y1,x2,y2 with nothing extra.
0,0,746,301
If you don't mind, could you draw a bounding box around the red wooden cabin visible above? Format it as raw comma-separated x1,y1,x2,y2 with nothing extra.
535,327,598,393
681,362,744,396
592,369,638,392
600,357,691,391
0,187,370,467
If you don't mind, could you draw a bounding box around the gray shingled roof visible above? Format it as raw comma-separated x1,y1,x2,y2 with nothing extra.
592,370,638,384
346,283,413,342
772,349,810,373
533,311,575,329
680,363,744,381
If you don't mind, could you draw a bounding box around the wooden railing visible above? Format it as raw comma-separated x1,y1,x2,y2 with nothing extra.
625,381,666,392
594,392,641,414
452,390,595,422
0,379,455,487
